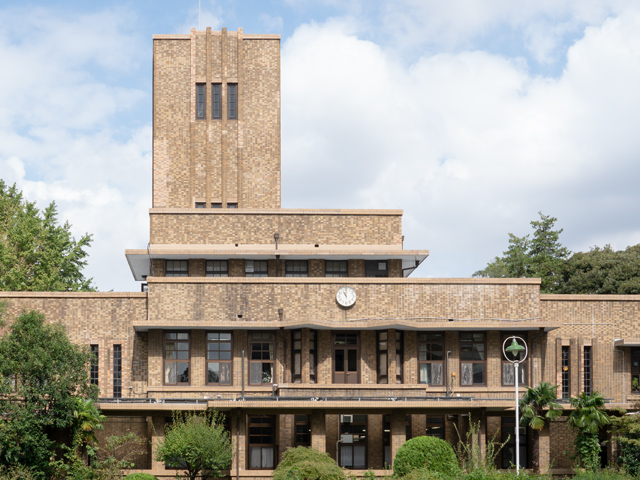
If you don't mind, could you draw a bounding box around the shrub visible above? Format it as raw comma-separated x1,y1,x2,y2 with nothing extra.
402,467,447,480
0,465,38,480
393,436,459,478
124,474,158,480
272,446,346,480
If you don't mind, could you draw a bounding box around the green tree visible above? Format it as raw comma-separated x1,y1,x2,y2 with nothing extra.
519,382,563,472
0,180,94,292
611,409,640,477
154,410,232,480
568,391,611,471
0,309,97,478
474,212,570,293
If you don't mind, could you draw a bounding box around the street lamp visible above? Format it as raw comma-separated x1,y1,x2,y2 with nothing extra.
503,335,528,474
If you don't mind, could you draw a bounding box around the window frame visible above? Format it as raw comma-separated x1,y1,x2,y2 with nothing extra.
460,332,486,386
325,260,348,277
196,83,206,120
90,344,99,387
285,260,308,277
561,345,570,399
425,415,446,439
206,332,233,385
583,345,592,395
292,330,302,383
113,344,122,398
212,83,221,119
333,332,360,384
418,332,445,386
632,348,640,392
206,260,229,277
309,330,317,384
501,416,528,469
248,332,275,386
164,332,191,386
227,83,238,120
247,415,276,469
294,414,311,447
365,260,388,278
166,260,189,277
246,260,268,277
501,333,527,386
339,414,367,469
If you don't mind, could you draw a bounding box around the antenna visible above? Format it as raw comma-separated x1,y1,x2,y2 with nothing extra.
198,0,201,30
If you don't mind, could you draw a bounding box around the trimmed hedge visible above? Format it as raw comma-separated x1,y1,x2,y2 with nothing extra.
272,446,346,480
393,436,459,478
123,474,158,480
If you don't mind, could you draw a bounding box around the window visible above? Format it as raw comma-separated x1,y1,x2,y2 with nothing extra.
207,332,232,385
425,416,445,439
90,345,99,386
395,331,403,383
502,417,527,469
196,83,205,119
164,332,190,385
562,346,570,399
166,260,188,277
460,332,485,386
206,260,228,277
365,260,388,277
294,415,311,447
211,202,222,208
227,202,238,208
334,333,359,384
248,415,275,469
249,332,274,385
502,333,527,386
113,345,121,398
195,202,206,208
309,330,317,384
228,83,238,119
212,83,221,119
246,260,268,277
326,260,348,277
285,260,308,277
339,415,367,468
418,333,444,385
632,348,640,392
292,330,302,383
378,331,403,384
584,346,592,395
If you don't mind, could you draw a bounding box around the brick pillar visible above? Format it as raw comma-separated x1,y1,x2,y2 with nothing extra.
412,414,426,439
538,423,551,473
280,415,294,460
231,410,246,474
368,415,383,469
150,416,166,471
391,412,407,466
311,411,326,453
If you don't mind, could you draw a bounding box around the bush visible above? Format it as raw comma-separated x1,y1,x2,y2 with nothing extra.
272,446,346,480
0,465,38,480
569,469,630,480
402,467,447,480
393,436,459,478
123,474,158,480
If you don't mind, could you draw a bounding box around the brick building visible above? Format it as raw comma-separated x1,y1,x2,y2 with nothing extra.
1,28,640,478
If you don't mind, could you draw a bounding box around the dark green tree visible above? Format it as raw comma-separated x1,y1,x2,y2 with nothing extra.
0,309,97,478
474,212,570,293
0,180,94,292
612,409,640,477
568,391,611,471
154,410,232,480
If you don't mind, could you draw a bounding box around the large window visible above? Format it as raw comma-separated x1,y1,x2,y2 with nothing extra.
562,346,570,399
425,415,445,439
246,260,268,277
164,333,190,385
584,346,592,395
378,331,403,384
334,333,359,384
632,348,640,392
206,260,228,277
166,260,188,277
196,83,205,119
248,415,276,469
339,415,367,469
418,333,444,385
502,417,527,469
212,83,221,119
325,260,348,277
113,344,121,398
285,260,308,277
294,415,311,447
207,332,232,385
460,332,485,386
228,83,238,119
90,345,99,386
365,260,388,277
502,333,527,386
249,332,274,385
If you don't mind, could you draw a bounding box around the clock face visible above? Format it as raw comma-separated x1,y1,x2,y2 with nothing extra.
336,286,356,307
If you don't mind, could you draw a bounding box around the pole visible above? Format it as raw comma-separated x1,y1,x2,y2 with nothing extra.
515,362,520,474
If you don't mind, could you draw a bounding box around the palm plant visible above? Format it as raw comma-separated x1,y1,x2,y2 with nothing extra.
519,382,563,472
568,391,610,470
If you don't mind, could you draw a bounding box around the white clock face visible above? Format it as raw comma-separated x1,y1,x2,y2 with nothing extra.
336,286,356,307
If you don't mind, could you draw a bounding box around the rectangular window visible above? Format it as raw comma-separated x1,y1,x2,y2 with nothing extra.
426,415,445,439
228,83,238,119
249,332,274,385
502,417,527,469
339,415,367,468
166,260,188,277
294,415,311,447
248,415,276,469
378,331,389,384
164,332,190,385
418,333,444,385
90,345,99,386
502,333,527,386
632,348,640,392
113,345,121,398
584,346,592,395
292,330,302,383
195,201,206,208
285,260,308,277
196,83,205,119
206,260,228,277
309,330,317,384
212,83,221,119
211,202,223,208
562,346,570,399
460,332,485,386
227,202,238,208
325,260,348,277
334,333,359,384
246,260,268,277
395,331,403,383
207,332,232,385
365,260,388,277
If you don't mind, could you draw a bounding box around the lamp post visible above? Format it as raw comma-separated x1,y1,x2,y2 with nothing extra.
503,335,528,474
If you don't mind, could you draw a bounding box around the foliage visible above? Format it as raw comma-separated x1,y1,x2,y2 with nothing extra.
123,473,158,480
393,436,459,478
154,410,231,480
519,382,563,472
454,416,508,474
0,310,97,478
0,180,94,292
272,446,346,480
568,391,611,471
568,468,631,480
400,467,446,480
558,244,640,294
473,212,570,293
611,411,640,477
0,464,38,480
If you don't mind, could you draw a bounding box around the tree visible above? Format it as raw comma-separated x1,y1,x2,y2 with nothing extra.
473,212,570,293
519,382,564,472
154,410,232,480
568,391,611,471
0,180,94,291
0,309,97,478
611,409,640,477
272,446,346,480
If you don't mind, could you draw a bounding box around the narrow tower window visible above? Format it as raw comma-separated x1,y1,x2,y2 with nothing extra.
196,83,206,119
228,83,238,119
212,83,221,119
113,345,121,398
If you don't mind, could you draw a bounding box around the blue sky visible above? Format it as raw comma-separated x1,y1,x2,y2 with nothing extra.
1,1,640,291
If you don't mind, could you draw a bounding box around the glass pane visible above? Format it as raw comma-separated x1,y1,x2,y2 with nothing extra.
348,349,358,372
219,362,231,384
473,344,485,361
176,351,189,360
419,363,431,384
165,363,176,384
473,363,484,384
177,362,189,383
208,333,219,341
503,363,515,385
379,353,387,375
208,362,220,383
220,350,231,360
432,362,443,385
262,363,273,383
250,363,262,384
294,352,301,375
335,350,344,372
461,363,473,385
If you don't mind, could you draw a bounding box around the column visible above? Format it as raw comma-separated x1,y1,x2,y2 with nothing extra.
311,411,327,453
390,412,406,466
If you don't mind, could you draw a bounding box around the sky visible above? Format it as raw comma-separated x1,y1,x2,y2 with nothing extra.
1,0,640,292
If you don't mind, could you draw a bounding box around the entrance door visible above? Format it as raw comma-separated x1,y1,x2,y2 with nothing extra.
334,333,359,383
